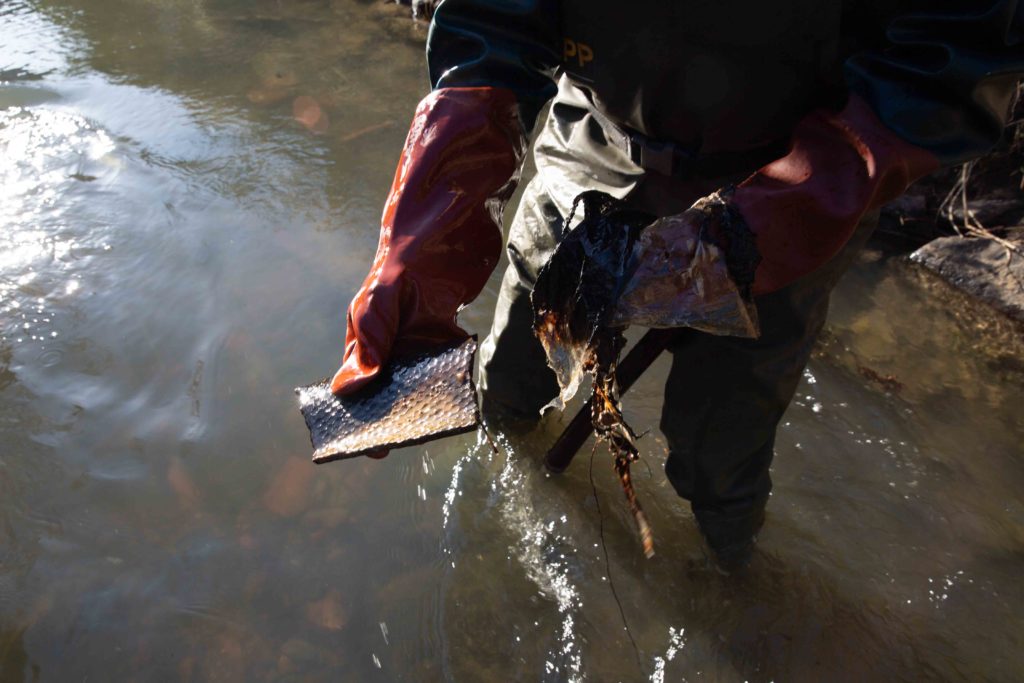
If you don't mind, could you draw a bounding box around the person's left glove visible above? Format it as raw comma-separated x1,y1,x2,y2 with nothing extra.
734,94,938,295
620,94,939,311
330,87,526,397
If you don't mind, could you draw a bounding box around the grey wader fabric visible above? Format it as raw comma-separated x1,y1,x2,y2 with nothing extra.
478,79,879,551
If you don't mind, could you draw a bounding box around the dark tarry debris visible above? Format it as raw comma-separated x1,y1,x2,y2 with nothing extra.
531,190,761,557
296,338,479,463
531,191,654,411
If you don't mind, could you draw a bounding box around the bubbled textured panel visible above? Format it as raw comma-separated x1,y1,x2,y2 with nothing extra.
297,338,479,463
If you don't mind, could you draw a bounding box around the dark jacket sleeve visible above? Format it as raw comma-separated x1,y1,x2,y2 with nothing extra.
845,0,1024,166
426,0,562,132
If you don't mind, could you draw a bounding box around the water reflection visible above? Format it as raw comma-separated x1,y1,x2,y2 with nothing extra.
0,627,40,683
1,0,1022,681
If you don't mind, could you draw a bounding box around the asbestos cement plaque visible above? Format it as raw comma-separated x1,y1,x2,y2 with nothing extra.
296,337,480,463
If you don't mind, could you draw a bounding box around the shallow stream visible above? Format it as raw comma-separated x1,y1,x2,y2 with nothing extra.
2,1,1022,681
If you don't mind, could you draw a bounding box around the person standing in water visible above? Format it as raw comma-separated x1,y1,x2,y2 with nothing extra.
330,1,1024,570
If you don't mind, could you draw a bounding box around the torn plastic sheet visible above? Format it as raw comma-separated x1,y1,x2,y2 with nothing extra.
532,190,760,409
610,193,760,336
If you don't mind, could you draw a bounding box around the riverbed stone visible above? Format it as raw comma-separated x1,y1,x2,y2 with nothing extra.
947,198,1024,228
909,230,1024,322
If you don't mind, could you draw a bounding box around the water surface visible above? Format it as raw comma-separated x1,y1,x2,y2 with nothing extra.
1,1,1022,681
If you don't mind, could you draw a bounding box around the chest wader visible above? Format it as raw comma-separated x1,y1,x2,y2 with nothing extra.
478,77,879,566
418,0,1020,569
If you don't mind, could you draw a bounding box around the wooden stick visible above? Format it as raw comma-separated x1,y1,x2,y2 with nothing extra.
543,328,678,473
615,454,655,558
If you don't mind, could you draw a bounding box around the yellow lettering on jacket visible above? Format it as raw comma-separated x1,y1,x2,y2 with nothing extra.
563,38,594,67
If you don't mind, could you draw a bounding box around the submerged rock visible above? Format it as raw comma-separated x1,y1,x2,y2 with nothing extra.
909,231,1024,323
167,456,201,511
305,589,347,631
292,95,329,133
263,455,316,517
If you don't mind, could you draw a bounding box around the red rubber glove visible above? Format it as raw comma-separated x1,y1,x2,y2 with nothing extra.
735,94,940,295
331,87,525,399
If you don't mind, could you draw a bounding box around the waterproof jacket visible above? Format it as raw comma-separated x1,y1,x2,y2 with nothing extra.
426,0,1024,168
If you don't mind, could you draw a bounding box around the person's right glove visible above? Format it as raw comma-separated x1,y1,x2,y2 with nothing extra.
330,87,526,398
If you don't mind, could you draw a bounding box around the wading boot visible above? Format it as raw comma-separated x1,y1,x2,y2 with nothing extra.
695,505,765,575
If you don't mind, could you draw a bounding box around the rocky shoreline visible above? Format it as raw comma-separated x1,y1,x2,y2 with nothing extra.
877,88,1023,327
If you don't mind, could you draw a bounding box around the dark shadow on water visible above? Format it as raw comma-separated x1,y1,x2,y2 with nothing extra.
674,553,949,682
0,628,40,683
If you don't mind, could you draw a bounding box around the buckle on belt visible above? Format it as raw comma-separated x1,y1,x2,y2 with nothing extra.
628,134,677,176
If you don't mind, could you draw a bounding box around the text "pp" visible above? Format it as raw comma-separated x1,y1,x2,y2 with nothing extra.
563,39,593,67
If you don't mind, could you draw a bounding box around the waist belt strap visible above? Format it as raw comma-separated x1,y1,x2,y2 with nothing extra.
589,106,788,180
